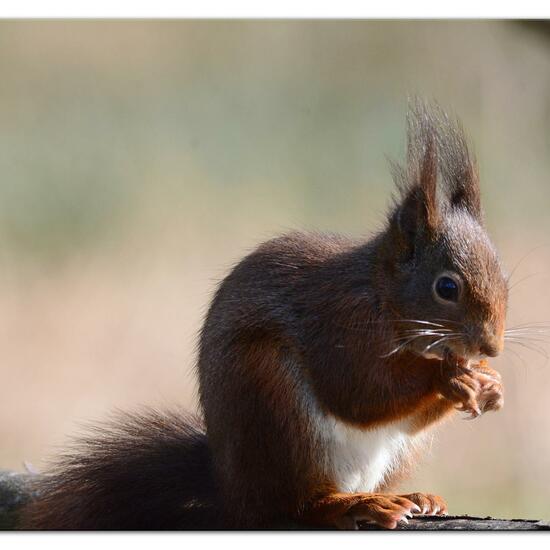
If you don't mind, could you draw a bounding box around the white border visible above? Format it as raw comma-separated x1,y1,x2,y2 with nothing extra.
5,531,550,550
0,1,549,18
1,4,549,549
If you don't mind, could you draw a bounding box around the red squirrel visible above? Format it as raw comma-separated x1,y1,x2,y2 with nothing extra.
20,99,507,530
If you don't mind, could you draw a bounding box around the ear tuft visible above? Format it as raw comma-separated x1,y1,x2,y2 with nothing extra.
389,98,441,248
435,106,481,219
390,97,483,232
419,130,438,229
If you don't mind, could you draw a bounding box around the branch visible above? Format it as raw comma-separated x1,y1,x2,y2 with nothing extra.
0,471,35,529
359,515,550,531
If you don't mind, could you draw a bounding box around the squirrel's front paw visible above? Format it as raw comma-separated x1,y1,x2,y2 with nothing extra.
436,358,503,419
470,359,504,413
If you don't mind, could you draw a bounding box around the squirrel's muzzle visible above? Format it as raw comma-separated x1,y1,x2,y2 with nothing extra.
471,323,505,358
479,341,501,358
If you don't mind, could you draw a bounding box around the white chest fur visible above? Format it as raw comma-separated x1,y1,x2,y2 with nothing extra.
316,414,414,493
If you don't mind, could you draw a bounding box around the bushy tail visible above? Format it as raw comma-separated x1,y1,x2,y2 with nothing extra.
19,409,221,530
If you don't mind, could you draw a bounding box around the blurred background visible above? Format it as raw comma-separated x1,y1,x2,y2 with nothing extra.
0,20,550,520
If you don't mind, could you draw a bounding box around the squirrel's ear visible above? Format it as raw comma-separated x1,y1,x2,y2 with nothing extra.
447,158,482,220
392,134,439,246
429,102,482,221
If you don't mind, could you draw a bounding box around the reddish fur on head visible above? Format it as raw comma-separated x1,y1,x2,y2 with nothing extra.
384,98,508,362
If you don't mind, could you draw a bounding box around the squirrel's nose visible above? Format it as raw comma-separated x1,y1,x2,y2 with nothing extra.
470,324,504,358
479,341,500,358
478,326,504,358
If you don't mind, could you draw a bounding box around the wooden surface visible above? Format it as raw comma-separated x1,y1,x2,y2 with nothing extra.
0,471,35,529
359,515,550,531
1,470,549,530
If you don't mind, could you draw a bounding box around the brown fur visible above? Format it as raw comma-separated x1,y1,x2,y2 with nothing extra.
19,99,508,530
300,492,447,530
20,410,220,529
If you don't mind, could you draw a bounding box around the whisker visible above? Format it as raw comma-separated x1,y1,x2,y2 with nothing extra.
329,317,450,333
399,330,452,336
505,334,548,340
382,331,464,360
507,273,539,293
421,335,461,356
505,331,550,337
367,319,448,328
505,334,550,344
392,329,461,344
380,331,442,358
380,335,425,358
506,339,549,361
502,345,528,369
505,330,550,337
504,332,550,341
432,318,465,326
384,319,446,327
505,322,550,330
506,243,550,286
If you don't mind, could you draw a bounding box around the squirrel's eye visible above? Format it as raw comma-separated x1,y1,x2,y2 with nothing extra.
434,275,460,303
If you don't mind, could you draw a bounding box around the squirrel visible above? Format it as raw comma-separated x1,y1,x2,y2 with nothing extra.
19,99,508,530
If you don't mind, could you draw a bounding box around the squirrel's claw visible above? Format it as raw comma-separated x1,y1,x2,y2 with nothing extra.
399,493,448,517
455,402,482,419
465,407,482,420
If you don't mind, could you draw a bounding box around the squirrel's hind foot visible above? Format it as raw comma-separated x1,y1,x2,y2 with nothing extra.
399,492,448,517
301,492,447,530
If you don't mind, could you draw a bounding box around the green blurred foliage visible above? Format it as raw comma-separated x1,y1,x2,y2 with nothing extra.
0,21,548,268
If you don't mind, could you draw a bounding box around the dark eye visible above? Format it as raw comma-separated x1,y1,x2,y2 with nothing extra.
434,275,460,303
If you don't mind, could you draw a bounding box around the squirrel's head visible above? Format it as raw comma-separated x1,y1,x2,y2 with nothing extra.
383,99,508,362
